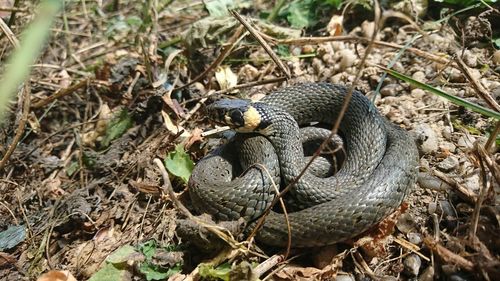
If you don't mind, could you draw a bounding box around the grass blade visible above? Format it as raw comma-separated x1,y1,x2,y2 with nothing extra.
0,0,62,121
381,66,500,120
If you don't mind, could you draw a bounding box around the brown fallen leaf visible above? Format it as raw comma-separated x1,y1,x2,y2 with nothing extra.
37,270,78,281
185,127,203,149
0,252,16,267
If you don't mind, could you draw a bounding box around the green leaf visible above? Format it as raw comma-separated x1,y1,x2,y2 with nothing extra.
101,109,133,148
164,144,194,183
383,67,500,120
139,240,157,260
286,0,317,29
139,263,181,281
493,38,500,49
205,0,234,17
198,263,232,281
323,0,343,8
107,245,138,264
66,161,79,176
88,263,129,281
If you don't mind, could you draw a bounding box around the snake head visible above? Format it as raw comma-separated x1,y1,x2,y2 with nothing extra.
207,99,270,133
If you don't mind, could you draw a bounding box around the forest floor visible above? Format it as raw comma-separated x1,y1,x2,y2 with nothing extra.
0,1,499,281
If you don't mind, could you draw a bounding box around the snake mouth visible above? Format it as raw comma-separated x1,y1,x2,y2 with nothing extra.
207,99,263,132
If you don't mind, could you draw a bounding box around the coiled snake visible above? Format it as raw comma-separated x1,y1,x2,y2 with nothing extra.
189,83,419,247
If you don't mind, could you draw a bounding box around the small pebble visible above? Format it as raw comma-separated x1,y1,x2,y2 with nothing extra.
439,141,456,153
492,86,500,100
361,21,377,39
336,274,355,281
413,123,439,154
442,126,453,140
411,88,426,99
404,254,421,277
411,71,426,89
407,232,423,246
457,135,476,149
380,276,398,281
396,213,416,234
428,202,437,214
418,266,435,281
380,84,403,97
448,69,465,83
462,50,477,68
493,50,500,65
418,172,451,191
439,200,456,217
338,49,356,70
437,156,459,172
464,173,480,192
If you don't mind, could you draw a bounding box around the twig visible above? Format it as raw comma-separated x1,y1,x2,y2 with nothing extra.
254,254,285,278
455,53,500,112
476,143,500,185
424,237,475,271
393,237,430,262
201,126,230,137
0,84,31,171
0,16,19,46
469,143,490,239
274,35,450,65
485,121,500,152
433,170,477,204
31,79,89,108
230,10,291,79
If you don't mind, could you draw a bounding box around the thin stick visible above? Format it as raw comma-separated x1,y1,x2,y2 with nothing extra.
0,84,31,171
31,79,89,108
455,53,500,112
274,35,450,65
230,10,291,79
0,16,19,46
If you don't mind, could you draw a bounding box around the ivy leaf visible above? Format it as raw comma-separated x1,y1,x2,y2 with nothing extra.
198,263,232,281
107,245,138,264
88,263,129,281
286,0,317,29
139,263,181,281
164,144,194,183
205,0,234,17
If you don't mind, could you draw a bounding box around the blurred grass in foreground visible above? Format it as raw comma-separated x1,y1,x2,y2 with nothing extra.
0,0,62,122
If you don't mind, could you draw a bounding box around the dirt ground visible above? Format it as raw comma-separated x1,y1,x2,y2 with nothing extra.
0,1,499,281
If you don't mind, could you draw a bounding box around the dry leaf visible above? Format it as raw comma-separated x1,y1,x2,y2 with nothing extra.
58,69,71,88
161,110,191,140
27,112,41,134
215,65,237,91
37,270,77,281
184,127,203,149
0,252,16,267
327,15,343,36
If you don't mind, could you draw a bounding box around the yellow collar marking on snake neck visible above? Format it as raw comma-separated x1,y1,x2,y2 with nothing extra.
240,105,261,132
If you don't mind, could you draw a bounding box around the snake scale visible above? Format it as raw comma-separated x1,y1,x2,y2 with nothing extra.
189,83,419,247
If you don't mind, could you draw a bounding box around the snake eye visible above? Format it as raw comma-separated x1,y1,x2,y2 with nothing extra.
229,109,244,126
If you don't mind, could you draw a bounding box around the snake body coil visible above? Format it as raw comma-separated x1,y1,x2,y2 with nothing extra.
189,83,418,247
